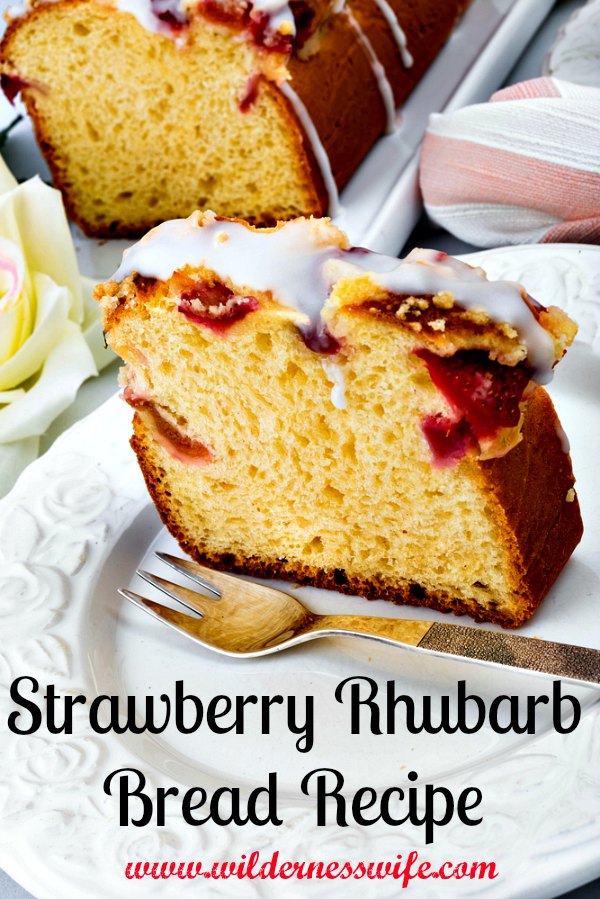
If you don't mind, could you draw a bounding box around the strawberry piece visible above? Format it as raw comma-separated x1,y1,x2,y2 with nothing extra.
239,74,261,113
416,349,530,440
421,414,478,468
1,73,30,104
247,10,293,52
289,0,315,46
300,322,343,355
150,0,188,30
178,282,259,334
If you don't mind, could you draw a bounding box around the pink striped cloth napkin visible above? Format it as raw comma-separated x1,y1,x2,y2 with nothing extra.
419,77,600,246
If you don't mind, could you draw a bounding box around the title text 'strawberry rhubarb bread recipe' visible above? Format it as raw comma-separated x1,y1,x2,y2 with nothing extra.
95,214,583,628
0,0,469,236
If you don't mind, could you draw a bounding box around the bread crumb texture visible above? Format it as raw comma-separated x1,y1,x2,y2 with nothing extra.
97,262,583,628
1,1,320,235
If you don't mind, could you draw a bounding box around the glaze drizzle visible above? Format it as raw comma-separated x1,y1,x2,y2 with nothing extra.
113,213,558,382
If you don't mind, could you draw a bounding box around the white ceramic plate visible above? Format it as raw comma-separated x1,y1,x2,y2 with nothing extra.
0,243,599,899
0,0,554,261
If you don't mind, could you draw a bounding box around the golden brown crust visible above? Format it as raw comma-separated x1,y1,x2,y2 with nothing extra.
390,0,471,99
0,2,157,237
129,383,583,630
266,77,327,218
480,386,583,623
287,11,387,191
1,0,324,236
131,414,517,627
1,0,471,236
346,292,527,360
347,0,470,105
287,0,470,191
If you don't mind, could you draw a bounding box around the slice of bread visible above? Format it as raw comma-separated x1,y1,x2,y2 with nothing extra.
96,213,583,627
0,0,468,236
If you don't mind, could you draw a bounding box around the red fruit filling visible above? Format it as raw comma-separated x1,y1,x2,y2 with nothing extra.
416,349,531,465
239,73,261,112
525,292,547,314
124,394,214,467
289,0,315,46
421,415,478,468
123,383,150,407
150,0,188,30
199,0,248,27
300,322,343,355
198,0,314,50
247,10,293,52
178,282,259,333
1,73,31,104
150,411,213,466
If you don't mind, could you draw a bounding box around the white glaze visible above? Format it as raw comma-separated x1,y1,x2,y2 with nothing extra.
115,0,175,35
321,359,347,409
371,0,413,67
97,0,297,43
248,0,296,38
113,214,557,382
11,0,411,70
114,214,344,321
276,83,341,215
346,11,397,134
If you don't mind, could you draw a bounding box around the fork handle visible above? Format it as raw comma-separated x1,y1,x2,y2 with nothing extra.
313,614,432,646
310,615,600,685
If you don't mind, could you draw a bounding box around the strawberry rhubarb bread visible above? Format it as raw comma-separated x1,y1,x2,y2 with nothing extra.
0,0,469,236
96,213,583,628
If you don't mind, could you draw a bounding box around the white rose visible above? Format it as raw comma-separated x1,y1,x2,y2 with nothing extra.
0,157,111,495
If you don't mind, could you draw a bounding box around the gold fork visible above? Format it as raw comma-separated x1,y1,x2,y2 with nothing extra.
120,552,600,686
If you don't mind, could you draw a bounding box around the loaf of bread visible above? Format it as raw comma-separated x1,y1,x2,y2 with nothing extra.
96,213,583,628
0,0,468,237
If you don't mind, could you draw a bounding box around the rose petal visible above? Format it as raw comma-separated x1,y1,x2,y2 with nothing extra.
0,300,26,365
0,273,70,390
0,235,25,313
0,160,17,194
0,388,25,402
0,321,96,442
0,175,82,320
0,158,102,496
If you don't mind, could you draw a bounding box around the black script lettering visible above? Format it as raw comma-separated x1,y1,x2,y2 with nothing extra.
103,767,156,826
173,680,204,733
301,768,347,824
9,676,42,735
288,695,314,753
334,677,382,735
8,677,87,735
380,787,410,825
457,787,483,827
454,681,486,733
207,695,235,733
45,683,86,733
89,693,172,735
182,787,208,824
385,687,439,735
405,771,455,844
103,767,281,826
334,678,577,738
552,680,581,734
301,767,483,843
